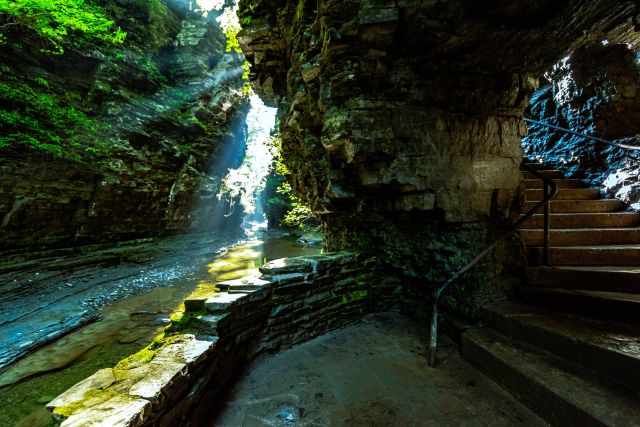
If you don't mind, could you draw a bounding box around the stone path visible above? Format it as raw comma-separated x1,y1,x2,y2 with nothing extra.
212,311,545,427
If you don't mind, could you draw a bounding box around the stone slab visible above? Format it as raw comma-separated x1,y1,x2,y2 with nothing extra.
60,394,151,427
153,334,217,365
259,257,315,275
48,368,116,411
128,361,186,401
184,297,209,313
216,276,271,291
193,314,228,332
205,293,246,313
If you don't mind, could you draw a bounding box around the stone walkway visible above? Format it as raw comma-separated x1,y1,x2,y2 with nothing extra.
212,312,545,427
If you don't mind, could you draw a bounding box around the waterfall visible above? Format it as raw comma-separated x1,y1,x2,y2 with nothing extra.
191,0,277,237
219,94,277,236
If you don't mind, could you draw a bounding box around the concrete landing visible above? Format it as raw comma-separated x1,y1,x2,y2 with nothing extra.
211,312,544,427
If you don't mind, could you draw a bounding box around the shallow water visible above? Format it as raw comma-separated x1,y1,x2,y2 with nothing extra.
0,235,320,427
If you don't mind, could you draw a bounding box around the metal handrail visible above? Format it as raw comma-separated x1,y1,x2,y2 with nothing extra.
523,118,640,158
427,163,559,367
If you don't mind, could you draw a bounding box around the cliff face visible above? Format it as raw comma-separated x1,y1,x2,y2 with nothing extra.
524,43,640,208
0,1,247,251
238,0,640,314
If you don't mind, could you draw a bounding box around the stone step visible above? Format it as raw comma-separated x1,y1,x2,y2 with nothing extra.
216,276,271,292
518,287,640,322
523,179,585,189
526,266,640,293
520,212,640,229
481,302,640,394
520,227,640,246
523,199,624,213
205,292,245,313
522,170,565,179
525,188,600,201
528,245,640,266
461,328,640,426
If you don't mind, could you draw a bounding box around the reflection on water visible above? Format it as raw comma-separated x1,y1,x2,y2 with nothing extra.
0,236,320,427
208,237,318,282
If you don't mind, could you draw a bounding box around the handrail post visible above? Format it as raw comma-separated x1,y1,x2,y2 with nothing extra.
428,296,439,367
423,162,557,369
543,181,551,266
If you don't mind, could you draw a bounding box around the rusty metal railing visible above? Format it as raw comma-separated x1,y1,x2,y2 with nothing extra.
523,118,640,157
427,162,558,367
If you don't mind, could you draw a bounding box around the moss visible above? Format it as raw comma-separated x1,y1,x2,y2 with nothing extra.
295,0,306,22
114,345,156,371
52,388,119,418
341,289,369,304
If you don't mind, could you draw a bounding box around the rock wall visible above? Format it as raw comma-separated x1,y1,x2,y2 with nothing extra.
46,252,402,427
236,0,640,314
0,1,248,251
524,43,640,208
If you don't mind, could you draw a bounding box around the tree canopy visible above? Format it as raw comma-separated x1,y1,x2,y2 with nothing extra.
0,0,126,53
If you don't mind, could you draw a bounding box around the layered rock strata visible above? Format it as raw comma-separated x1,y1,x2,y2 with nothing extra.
0,2,247,251
237,0,640,313
47,252,401,427
524,43,640,207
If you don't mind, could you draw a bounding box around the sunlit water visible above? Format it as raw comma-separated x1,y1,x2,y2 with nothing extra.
218,95,277,234
0,236,320,427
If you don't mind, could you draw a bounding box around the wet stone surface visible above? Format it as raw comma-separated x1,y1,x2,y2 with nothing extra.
0,234,320,427
213,312,545,427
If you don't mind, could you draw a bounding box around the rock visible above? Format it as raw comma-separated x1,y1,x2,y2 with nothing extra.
184,297,209,313
192,314,228,332
0,2,247,251
524,43,640,208
59,395,150,427
128,362,186,401
47,369,116,412
46,251,402,427
216,276,272,291
205,293,246,313
259,258,314,275
153,334,217,365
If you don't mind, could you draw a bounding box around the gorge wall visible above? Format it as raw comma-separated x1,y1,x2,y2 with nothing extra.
524,42,640,208
237,0,640,315
0,1,248,251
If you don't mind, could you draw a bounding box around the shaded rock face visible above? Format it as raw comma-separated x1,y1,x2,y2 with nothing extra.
0,2,247,251
237,0,640,313
524,43,640,207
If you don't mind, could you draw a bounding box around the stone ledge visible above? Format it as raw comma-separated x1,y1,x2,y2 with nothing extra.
47,252,399,427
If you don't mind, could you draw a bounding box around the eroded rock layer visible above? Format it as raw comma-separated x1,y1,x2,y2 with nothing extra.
238,0,640,313
525,43,640,207
0,2,247,251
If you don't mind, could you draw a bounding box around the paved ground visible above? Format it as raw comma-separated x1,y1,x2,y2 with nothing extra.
213,312,545,427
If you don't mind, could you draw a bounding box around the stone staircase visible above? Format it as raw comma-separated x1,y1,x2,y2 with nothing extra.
456,162,640,426
518,163,640,304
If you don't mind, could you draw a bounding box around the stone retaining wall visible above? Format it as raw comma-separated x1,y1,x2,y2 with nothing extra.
47,252,402,427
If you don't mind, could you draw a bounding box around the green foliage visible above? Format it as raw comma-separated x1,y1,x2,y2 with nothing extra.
239,58,252,96
276,181,315,229
0,79,97,158
0,0,126,54
224,26,242,55
295,0,305,22
263,136,317,230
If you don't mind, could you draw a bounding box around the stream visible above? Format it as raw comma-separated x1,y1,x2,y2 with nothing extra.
0,232,321,427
